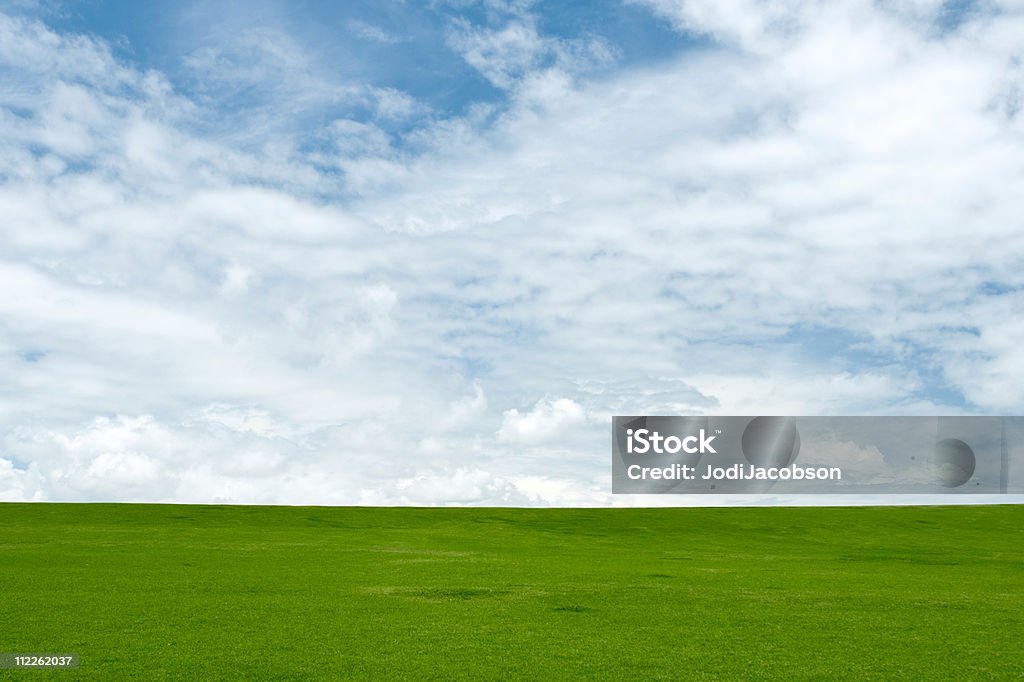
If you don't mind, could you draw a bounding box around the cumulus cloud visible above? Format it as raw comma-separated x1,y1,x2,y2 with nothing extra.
1,2,1023,505
497,398,586,444
795,433,905,486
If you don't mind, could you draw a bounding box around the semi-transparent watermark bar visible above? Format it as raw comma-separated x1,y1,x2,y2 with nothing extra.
612,416,1022,494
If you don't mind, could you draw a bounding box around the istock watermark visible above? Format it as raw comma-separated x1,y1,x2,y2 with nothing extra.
612,416,1022,494
625,427,718,455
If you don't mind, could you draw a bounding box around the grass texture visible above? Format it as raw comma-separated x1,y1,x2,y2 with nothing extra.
1,504,1022,680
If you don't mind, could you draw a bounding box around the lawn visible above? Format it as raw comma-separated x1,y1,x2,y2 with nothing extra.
1,504,1021,680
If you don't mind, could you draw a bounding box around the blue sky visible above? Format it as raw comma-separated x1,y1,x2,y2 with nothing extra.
1,0,1023,505
37,0,692,112
19,0,699,151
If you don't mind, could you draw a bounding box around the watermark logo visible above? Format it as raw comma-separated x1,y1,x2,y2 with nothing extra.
626,428,718,455
612,415,1020,495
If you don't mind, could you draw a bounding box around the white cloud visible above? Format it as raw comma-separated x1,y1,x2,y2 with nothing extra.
346,19,399,45
191,404,297,440
630,0,809,52
220,263,252,296
394,467,528,505
439,381,488,430
497,398,586,444
2,3,1024,505
180,24,426,142
446,11,615,90
791,432,938,486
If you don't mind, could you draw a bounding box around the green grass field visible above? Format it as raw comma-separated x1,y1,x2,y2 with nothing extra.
1,504,1022,680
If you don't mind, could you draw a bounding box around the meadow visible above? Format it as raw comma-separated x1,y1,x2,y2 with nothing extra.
1,503,1021,680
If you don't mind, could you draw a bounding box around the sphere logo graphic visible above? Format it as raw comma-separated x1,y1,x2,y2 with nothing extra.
741,417,800,468
933,438,975,487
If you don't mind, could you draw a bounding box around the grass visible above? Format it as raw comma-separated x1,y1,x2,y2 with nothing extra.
1,504,1022,680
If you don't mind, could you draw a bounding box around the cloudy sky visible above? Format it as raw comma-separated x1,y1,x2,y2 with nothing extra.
1,0,1022,505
